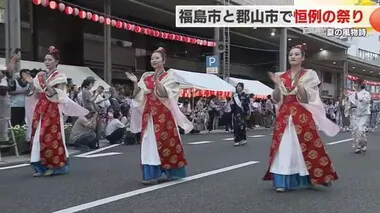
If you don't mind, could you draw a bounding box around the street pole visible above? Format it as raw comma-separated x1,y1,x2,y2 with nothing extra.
104,0,112,85
279,28,287,73
213,27,220,76
342,49,348,98
4,0,21,74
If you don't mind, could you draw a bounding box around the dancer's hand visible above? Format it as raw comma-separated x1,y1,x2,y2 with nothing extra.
5,54,19,72
268,72,281,86
23,73,33,83
125,72,138,83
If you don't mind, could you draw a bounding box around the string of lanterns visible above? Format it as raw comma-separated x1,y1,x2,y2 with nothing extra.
347,74,380,86
31,0,217,47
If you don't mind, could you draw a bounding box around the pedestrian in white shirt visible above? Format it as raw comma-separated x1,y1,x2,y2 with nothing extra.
105,110,125,144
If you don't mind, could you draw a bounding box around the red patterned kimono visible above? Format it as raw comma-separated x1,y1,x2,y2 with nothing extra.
31,71,67,169
140,72,187,170
263,70,338,186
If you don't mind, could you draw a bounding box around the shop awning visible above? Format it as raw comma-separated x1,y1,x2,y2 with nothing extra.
0,58,110,90
170,69,236,98
227,77,273,96
170,68,235,92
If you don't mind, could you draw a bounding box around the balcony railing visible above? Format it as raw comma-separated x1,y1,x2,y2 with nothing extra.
357,48,380,65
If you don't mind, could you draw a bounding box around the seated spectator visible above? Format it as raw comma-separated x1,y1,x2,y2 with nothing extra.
105,111,125,144
69,111,98,150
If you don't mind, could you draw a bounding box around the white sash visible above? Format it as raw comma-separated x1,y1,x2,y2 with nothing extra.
233,93,243,109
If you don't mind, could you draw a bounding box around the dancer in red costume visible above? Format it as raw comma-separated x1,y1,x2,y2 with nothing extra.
263,45,340,192
26,46,88,177
127,47,193,185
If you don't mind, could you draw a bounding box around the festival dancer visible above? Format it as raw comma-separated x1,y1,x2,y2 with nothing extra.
127,47,193,185
263,45,340,192
25,46,88,177
231,82,250,146
348,81,371,154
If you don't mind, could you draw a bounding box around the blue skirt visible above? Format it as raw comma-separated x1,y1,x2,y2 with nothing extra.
272,173,311,189
142,164,186,181
31,159,70,175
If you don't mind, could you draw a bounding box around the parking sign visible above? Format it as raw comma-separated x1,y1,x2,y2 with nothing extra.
206,55,219,74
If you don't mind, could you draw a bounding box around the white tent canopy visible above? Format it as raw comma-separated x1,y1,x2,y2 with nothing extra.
0,58,110,90
227,77,273,96
170,68,235,92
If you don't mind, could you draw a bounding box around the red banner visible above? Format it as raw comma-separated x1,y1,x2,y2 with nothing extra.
347,74,380,86
180,89,232,98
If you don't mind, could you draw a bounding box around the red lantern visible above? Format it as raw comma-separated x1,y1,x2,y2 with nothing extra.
79,10,86,19
153,30,160,37
58,3,65,12
98,16,104,24
33,0,41,5
64,6,73,15
105,18,111,25
170,34,176,40
86,12,92,20
116,21,123,28
161,32,168,39
111,20,116,27
144,28,151,35
49,1,57,9
73,8,79,16
124,23,131,30
134,26,142,33
190,38,196,44
41,0,49,7
91,14,99,22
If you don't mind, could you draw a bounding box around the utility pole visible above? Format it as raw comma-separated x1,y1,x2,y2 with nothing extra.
4,0,21,74
222,0,230,82
103,0,112,85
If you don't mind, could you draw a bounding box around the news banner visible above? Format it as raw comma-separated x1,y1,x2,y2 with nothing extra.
175,5,380,37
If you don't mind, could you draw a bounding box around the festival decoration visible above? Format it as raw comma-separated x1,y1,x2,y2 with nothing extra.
180,89,232,98
31,0,217,47
347,74,380,86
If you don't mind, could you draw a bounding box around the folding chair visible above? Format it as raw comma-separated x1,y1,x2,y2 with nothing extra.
0,120,20,162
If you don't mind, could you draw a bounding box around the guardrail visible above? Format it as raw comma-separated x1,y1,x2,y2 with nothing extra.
357,48,380,65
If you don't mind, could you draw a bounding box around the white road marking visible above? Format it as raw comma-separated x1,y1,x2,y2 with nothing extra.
188,141,214,145
0,163,29,170
249,135,266,138
222,138,234,141
80,152,123,158
52,161,260,213
327,138,353,145
75,144,121,158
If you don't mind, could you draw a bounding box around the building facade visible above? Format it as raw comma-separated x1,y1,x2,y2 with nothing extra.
0,0,279,86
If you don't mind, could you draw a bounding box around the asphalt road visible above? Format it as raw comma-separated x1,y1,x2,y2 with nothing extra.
1,128,380,213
